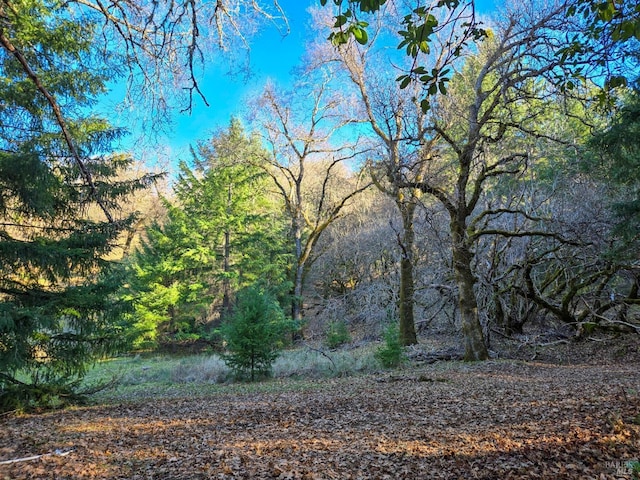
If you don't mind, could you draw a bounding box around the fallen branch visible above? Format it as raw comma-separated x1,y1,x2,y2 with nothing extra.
305,345,337,372
376,374,449,383
0,449,75,465
490,327,514,340
537,339,570,347
595,317,640,335
587,336,606,342
530,339,571,361
581,301,640,334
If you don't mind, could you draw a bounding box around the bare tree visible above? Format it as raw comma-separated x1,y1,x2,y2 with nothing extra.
401,0,599,359
307,4,464,345
60,0,289,114
312,0,604,359
309,183,400,337
494,178,640,336
250,76,371,326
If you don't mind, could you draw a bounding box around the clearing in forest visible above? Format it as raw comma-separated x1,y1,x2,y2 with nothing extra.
1,358,639,479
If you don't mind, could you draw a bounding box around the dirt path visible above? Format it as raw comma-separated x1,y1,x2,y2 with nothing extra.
1,360,639,479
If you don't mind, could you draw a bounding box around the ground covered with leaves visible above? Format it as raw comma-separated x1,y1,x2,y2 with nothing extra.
1,358,639,479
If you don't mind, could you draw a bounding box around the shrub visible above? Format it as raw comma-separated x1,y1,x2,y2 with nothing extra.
375,323,405,368
325,320,351,349
0,380,77,413
221,285,292,381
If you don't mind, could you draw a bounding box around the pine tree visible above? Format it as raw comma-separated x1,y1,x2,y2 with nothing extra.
587,90,640,255
0,0,159,410
125,120,291,347
124,204,212,349
221,285,291,381
186,119,292,305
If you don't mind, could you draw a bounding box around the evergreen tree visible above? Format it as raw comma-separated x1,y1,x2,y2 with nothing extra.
588,90,640,254
125,120,291,347
0,0,158,409
124,204,212,349
221,285,291,381
183,119,291,312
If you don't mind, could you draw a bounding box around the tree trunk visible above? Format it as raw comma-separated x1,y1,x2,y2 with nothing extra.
398,256,418,345
292,263,304,325
222,227,231,319
451,221,489,361
291,217,304,339
398,203,418,346
222,183,232,319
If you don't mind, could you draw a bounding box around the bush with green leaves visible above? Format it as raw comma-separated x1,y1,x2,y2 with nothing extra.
375,323,406,368
325,320,352,349
221,286,292,381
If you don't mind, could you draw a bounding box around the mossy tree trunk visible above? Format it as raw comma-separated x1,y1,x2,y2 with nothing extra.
398,201,418,346
451,219,489,361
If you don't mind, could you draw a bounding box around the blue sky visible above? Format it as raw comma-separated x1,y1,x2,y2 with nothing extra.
166,0,313,149
121,0,314,163
112,0,498,164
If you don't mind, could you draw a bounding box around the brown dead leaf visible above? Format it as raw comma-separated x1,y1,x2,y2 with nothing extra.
1,360,639,479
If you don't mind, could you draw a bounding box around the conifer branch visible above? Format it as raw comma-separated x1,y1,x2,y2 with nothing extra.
0,30,114,223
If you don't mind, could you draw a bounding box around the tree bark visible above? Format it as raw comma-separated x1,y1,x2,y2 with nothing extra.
222,183,232,319
222,227,231,318
398,203,418,346
291,216,304,336
451,220,489,361
292,263,304,325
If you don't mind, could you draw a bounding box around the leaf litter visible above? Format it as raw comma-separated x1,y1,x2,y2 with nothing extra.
1,359,639,479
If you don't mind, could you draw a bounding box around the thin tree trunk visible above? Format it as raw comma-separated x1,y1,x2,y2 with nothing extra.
291,217,304,339
222,183,232,319
222,227,231,317
292,263,304,324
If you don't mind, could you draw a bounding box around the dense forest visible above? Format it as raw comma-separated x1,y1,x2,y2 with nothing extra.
0,0,639,410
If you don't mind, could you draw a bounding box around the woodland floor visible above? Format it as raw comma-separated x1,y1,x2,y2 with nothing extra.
1,342,640,479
